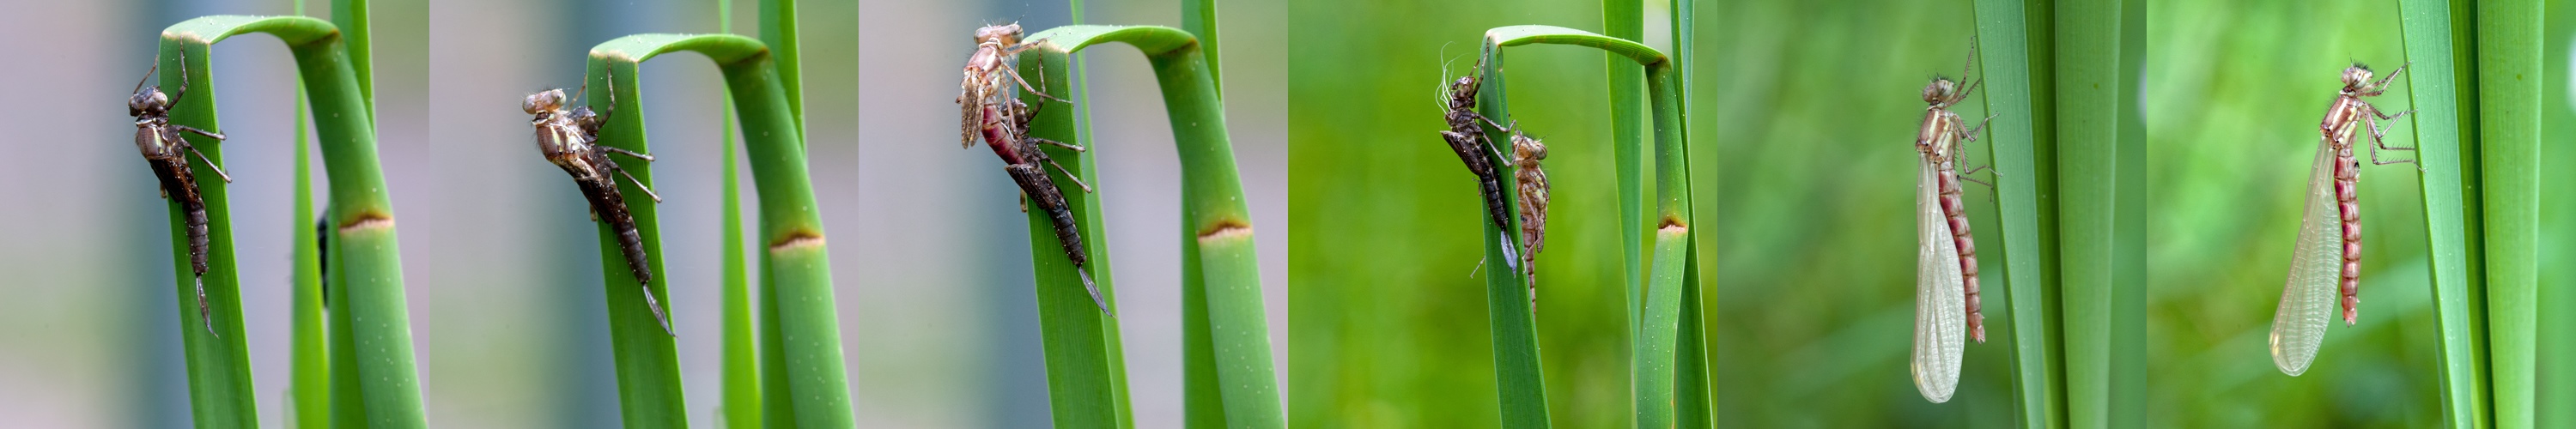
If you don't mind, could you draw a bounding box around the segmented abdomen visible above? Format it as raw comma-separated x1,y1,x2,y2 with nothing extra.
2334,147,2361,324
1007,163,1087,268
578,172,652,285
1937,161,1983,342
1441,127,1510,235
151,157,211,276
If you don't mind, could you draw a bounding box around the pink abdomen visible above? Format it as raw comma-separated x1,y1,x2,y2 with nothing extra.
1939,168,1984,342
2336,155,2362,325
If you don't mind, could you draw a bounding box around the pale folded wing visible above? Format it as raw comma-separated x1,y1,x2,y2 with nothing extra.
1912,154,1966,402
2270,137,2345,377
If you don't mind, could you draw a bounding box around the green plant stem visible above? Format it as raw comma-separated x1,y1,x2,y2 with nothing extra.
1467,39,1549,429
154,34,256,429
287,5,330,429
161,15,428,428
1021,25,1284,428
587,33,854,428
2397,0,2497,426
1175,3,1236,426
1603,0,1650,347
1667,3,1712,426
2114,1,2148,426
1971,0,2065,426
2477,1,2541,427
717,100,760,429
2051,1,2145,426
1183,0,1219,96
717,2,763,428
1480,25,1692,428
760,0,803,129
289,82,331,429
332,0,371,110
575,59,687,428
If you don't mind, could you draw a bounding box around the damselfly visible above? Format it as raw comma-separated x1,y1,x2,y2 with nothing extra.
2270,63,2414,377
130,52,232,335
525,69,675,336
960,23,1067,149
1911,39,1993,403
959,42,1110,317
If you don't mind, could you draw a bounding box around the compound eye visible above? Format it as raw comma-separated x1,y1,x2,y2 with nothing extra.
523,90,562,114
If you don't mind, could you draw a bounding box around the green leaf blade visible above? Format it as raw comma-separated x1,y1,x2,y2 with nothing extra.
1021,23,1285,428
2476,1,2543,427
583,33,857,427
2396,0,2496,426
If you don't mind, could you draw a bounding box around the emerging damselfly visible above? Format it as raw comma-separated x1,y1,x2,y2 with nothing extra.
960,22,1067,148
525,69,675,336
130,52,233,335
958,25,1112,317
2270,62,2414,377
1911,39,1993,403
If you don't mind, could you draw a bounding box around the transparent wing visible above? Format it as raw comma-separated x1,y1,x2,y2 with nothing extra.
2270,137,2345,376
1911,154,1966,402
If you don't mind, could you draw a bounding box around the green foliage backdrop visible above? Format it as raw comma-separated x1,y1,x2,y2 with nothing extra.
2150,0,2448,426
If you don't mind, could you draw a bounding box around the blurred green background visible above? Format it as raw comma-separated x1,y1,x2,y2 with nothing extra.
2152,0,2576,426
2148,0,2433,426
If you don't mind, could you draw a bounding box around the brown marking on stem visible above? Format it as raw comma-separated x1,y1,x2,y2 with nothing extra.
1657,216,1688,236
768,231,827,253
1196,219,1254,243
336,212,394,233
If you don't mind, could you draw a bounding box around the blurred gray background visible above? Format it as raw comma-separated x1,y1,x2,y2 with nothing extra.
0,0,1284,427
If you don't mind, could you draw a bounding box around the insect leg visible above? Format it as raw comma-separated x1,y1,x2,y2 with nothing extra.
176,125,228,141
1958,171,1996,189
1950,36,1982,105
1003,54,1072,104
2363,111,2419,167
185,145,234,184
132,62,158,96
2376,106,2417,121
1476,116,1519,161
600,145,657,162
171,51,194,106
571,74,590,112
594,68,618,124
2359,62,2411,95
1960,114,1996,142
1030,136,1087,152
1025,142,1096,193
611,165,664,202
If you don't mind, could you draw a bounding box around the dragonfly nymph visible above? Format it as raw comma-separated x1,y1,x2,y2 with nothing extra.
130,53,233,335
959,26,1112,317
1911,39,1994,403
525,69,675,336
2269,62,2414,377
1436,71,1524,281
